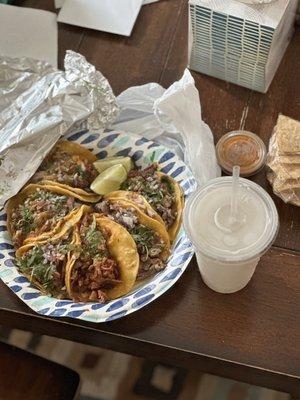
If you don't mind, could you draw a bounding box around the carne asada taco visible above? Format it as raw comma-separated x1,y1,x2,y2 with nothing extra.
120,163,184,243
94,198,170,280
7,184,85,248
31,140,99,193
105,190,164,226
65,213,139,302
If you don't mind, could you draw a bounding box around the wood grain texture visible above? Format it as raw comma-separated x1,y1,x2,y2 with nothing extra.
161,2,300,251
0,341,79,400
0,248,299,395
77,0,186,94
1,0,300,396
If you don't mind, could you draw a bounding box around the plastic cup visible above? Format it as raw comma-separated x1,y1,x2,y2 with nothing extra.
184,177,279,293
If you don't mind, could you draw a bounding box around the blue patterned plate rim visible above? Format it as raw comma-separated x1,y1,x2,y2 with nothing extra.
0,130,197,323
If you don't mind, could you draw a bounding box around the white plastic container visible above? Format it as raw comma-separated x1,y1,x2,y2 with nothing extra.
184,177,279,293
189,0,298,92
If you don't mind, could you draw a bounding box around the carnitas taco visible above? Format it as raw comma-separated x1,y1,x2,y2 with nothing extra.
94,198,170,280
120,163,183,242
31,140,99,199
7,184,84,249
14,206,88,298
65,213,139,302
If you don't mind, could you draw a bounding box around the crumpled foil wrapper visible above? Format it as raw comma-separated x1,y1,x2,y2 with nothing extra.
0,50,118,208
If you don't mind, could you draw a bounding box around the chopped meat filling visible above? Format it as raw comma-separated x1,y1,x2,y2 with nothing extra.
121,163,176,229
94,200,166,279
32,147,98,190
11,189,75,247
71,214,120,302
16,237,71,297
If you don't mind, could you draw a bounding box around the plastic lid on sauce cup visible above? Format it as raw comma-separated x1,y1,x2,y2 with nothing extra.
216,131,267,177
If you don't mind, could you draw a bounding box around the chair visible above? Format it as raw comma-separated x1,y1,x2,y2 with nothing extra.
0,340,80,400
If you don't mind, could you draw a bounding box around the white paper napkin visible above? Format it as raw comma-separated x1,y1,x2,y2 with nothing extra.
55,0,159,8
55,0,65,8
57,0,143,36
143,0,160,4
0,4,57,67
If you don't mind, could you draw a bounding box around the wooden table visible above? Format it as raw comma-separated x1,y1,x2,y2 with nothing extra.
2,1,300,398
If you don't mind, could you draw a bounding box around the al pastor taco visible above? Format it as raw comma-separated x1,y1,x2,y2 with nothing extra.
65,213,139,302
7,184,84,249
31,140,99,195
121,163,184,242
94,198,170,280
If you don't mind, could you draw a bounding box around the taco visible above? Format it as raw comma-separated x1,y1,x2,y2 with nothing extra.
94,198,170,280
15,205,91,298
7,184,84,248
31,140,99,194
65,213,139,302
105,190,164,226
37,180,101,203
16,232,72,298
120,163,184,242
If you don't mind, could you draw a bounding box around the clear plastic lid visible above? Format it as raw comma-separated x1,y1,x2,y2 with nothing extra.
184,177,279,263
216,131,267,177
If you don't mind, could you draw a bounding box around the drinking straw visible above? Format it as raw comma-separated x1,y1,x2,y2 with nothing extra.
230,165,240,223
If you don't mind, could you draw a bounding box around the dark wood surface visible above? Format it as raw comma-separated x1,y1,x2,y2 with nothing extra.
2,0,300,397
0,341,79,400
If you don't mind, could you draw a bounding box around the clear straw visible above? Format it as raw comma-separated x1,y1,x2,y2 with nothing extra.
230,165,240,223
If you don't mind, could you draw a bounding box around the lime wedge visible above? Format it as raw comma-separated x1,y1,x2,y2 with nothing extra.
90,164,128,195
93,156,133,174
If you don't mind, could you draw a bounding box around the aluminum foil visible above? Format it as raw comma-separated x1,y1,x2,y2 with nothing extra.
0,50,118,208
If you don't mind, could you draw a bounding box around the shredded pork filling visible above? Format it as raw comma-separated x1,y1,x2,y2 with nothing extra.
121,163,176,229
71,214,120,302
11,189,75,247
32,148,98,190
94,200,166,279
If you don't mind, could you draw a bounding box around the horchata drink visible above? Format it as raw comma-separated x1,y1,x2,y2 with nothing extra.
184,174,279,293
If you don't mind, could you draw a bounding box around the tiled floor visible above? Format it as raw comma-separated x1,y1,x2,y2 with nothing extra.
0,327,290,400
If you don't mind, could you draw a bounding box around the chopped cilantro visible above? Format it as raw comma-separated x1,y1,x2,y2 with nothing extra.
16,243,69,294
17,245,56,292
20,207,34,234
161,176,174,193
131,225,155,258
83,217,106,258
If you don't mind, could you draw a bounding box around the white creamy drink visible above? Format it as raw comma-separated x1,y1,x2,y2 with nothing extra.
184,177,278,293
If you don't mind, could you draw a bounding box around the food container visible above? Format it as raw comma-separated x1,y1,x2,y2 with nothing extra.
184,177,279,293
216,131,267,177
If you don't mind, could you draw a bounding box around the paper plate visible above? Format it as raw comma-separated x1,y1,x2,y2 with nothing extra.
0,130,196,322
